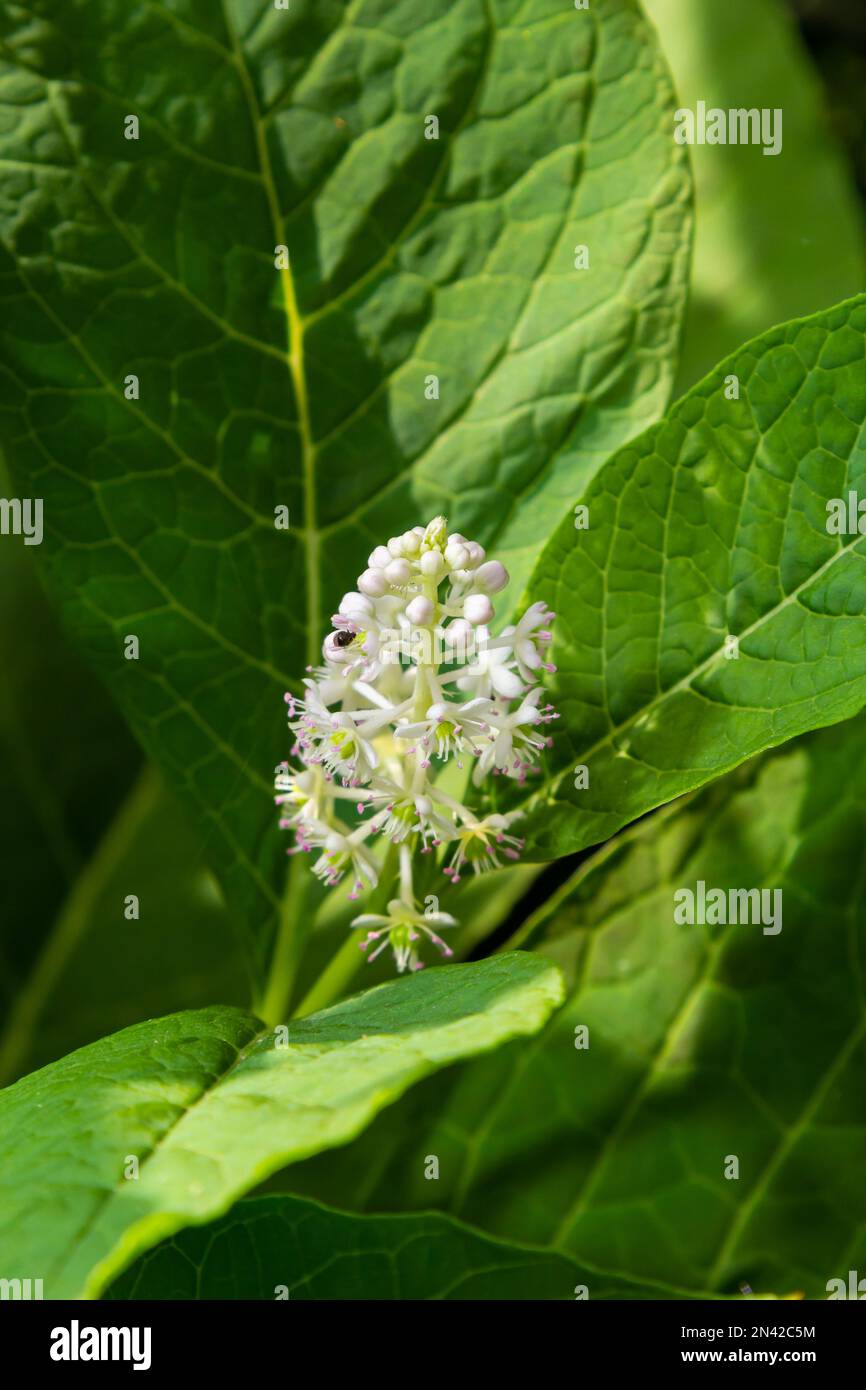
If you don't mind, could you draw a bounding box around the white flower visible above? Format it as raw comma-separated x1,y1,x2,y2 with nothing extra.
290,690,380,787
472,560,508,593
351,897,457,972
303,823,380,898
322,612,385,679
293,666,357,708
395,699,493,764
464,593,494,626
442,813,525,883
456,626,525,701
274,764,320,828
498,601,556,683
472,689,551,785
360,776,453,849
319,712,380,785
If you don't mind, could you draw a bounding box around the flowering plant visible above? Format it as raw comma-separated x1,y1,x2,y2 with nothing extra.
276,516,557,972
4,0,866,1316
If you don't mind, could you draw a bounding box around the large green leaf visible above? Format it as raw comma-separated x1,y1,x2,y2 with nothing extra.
645,0,865,389
0,951,562,1298
0,0,691,986
105,1193,719,1301
516,294,866,859
297,717,866,1298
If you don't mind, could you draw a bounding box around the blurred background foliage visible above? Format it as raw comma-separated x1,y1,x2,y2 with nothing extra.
0,452,246,1086
645,0,865,389
1,0,865,1085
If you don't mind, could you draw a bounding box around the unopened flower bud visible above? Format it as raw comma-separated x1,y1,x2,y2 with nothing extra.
384,558,411,585
463,541,485,568
422,516,448,551
419,550,445,579
406,595,434,626
339,591,374,617
401,530,421,556
464,593,494,625
358,568,388,597
473,560,509,593
445,541,470,570
447,618,473,646
368,545,391,570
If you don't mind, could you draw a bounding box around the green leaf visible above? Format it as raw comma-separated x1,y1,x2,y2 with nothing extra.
645,0,865,389
309,717,866,1298
0,0,691,985
517,294,866,860
0,951,563,1298
104,1192,720,1301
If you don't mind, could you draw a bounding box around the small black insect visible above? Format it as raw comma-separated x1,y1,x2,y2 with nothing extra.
333,629,355,648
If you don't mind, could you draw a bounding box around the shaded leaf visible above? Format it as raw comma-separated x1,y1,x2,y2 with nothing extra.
645,0,865,388
105,1192,718,1301
304,718,866,1298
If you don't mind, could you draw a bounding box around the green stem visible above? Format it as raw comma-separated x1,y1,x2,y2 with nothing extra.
291,930,365,1019
412,660,430,720
292,842,399,1018
255,851,311,1026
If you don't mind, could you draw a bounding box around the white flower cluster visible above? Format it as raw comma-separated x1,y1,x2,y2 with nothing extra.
276,516,557,973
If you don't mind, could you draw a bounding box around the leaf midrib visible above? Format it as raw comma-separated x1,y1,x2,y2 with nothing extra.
706,1015,866,1290
220,2,320,668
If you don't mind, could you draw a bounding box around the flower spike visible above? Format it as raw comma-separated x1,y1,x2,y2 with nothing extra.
276,517,556,971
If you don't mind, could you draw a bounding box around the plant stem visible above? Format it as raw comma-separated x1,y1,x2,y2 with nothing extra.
255,851,310,1026
412,660,430,720
399,841,414,901
291,931,364,1018
291,842,399,1018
